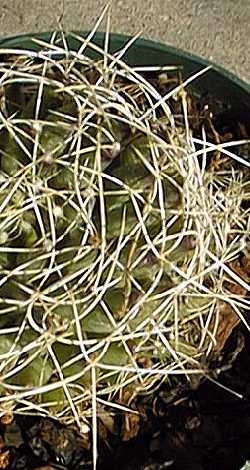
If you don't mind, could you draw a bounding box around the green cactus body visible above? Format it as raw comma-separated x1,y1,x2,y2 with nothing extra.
0,34,248,442
82,306,114,335
0,132,27,176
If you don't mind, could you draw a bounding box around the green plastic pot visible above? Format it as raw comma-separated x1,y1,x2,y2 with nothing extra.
0,31,249,113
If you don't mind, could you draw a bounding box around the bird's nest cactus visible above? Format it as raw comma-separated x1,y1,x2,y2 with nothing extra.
0,15,249,468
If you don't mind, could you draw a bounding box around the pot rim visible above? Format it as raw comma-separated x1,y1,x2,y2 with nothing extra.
0,31,249,97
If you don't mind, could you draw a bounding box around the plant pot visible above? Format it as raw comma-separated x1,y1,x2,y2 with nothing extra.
0,31,249,470
0,31,249,110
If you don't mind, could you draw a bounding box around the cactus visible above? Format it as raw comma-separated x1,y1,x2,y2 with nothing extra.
0,25,249,469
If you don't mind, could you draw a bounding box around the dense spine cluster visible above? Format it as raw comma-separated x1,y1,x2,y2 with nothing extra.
0,29,249,464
